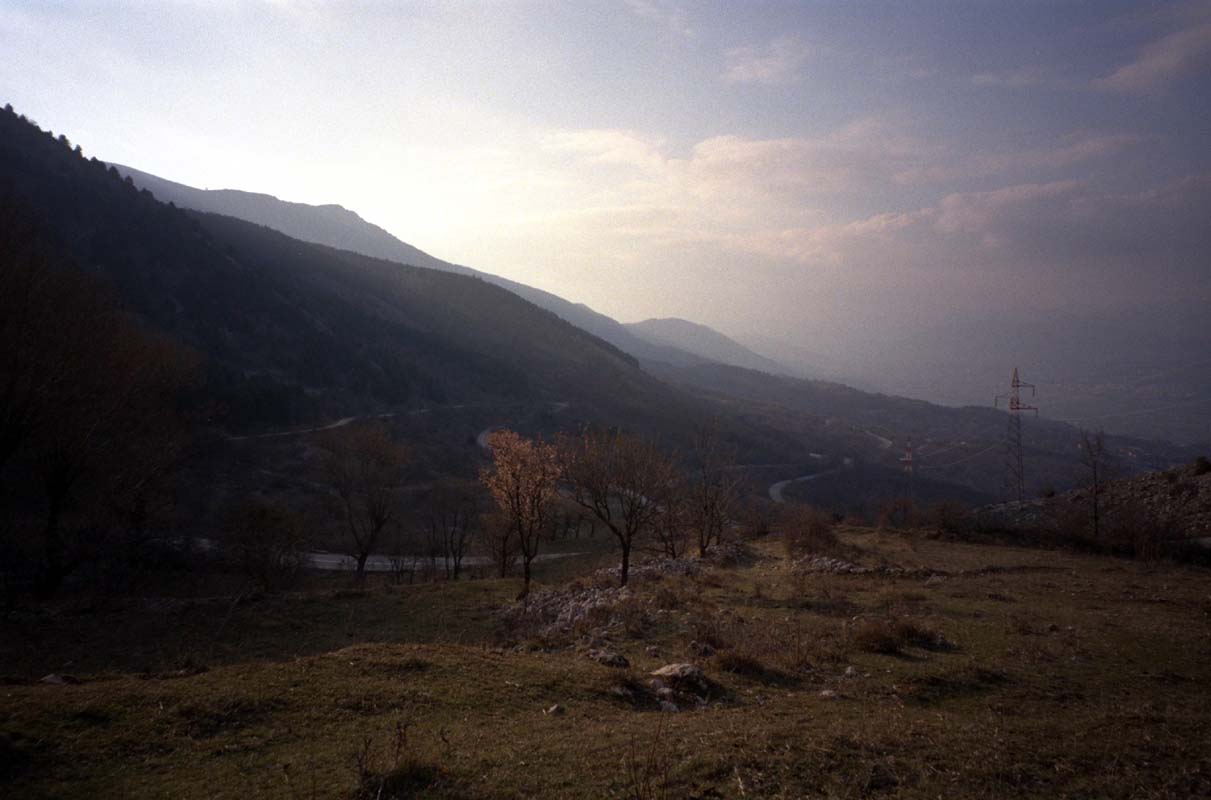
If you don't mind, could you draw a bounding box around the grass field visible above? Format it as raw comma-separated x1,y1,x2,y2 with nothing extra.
3,528,1209,798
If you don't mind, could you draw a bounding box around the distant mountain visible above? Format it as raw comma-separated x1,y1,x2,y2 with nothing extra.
651,358,1200,500
111,165,701,369
739,314,1211,447
626,318,790,375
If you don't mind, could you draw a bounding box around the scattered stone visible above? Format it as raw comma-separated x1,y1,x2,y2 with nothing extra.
589,650,629,668
659,700,679,713
645,645,660,657
699,541,752,567
819,689,838,700
688,640,716,658
975,462,1211,539
598,557,698,582
39,674,79,685
844,666,858,679
544,704,565,716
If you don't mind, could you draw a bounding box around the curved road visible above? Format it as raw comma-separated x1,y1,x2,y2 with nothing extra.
768,464,848,504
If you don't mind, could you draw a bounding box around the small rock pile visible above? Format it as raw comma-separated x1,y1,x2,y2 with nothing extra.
699,541,752,567
792,555,870,575
791,554,940,579
595,557,698,583
502,585,636,635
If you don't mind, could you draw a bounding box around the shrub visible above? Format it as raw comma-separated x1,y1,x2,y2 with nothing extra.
224,499,306,592
852,619,901,654
347,717,447,800
714,650,769,677
877,497,920,529
1195,456,1211,476
928,500,971,536
781,503,840,557
852,617,946,654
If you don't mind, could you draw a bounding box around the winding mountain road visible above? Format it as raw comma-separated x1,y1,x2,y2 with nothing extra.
768,466,846,504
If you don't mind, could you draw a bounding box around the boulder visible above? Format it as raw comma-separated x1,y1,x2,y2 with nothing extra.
651,663,707,693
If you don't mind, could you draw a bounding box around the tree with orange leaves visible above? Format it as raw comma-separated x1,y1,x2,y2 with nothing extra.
480,429,561,597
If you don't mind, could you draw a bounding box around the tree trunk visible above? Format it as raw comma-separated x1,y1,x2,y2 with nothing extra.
619,542,630,587
38,468,72,598
356,551,369,580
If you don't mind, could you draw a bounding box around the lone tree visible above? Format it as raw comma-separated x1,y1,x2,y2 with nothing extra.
685,424,744,556
560,428,677,586
322,422,407,579
1079,429,1112,542
480,430,561,597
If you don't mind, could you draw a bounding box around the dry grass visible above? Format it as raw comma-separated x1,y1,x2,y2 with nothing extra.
3,530,1210,798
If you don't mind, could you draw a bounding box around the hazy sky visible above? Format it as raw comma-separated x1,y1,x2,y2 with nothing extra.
4,1,1210,348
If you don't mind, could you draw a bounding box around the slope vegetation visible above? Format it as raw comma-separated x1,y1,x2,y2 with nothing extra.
113,164,701,368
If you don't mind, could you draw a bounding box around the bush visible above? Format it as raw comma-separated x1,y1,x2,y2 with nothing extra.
347,717,448,799
714,650,769,677
852,619,902,654
1102,502,1183,561
877,497,920,529
224,499,306,592
928,500,971,536
852,617,946,654
1195,456,1211,476
781,503,840,557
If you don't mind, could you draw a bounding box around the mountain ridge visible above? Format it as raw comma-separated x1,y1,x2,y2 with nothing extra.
112,164,708,370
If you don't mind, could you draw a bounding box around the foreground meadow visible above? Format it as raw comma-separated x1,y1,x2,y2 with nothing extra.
3,528,1209,799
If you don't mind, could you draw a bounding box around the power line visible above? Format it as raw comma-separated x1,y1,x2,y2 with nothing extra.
918,441,1002,470
1057,396,1211,424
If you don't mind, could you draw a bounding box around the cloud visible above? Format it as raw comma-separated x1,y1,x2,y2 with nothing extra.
723,36,810,85
933,180,1082,236
971,65,1055,88
541,129,667,171
1094,22,1211,93
624,0,693,38
894,133,1143,184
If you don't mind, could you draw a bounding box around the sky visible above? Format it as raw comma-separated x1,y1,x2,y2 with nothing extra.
3,0,1210,352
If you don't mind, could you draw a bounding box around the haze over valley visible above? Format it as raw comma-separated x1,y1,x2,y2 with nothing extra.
2,3,1210,798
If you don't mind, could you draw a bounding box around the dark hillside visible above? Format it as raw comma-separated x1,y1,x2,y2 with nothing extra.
0,107,807,465
0,108,668,433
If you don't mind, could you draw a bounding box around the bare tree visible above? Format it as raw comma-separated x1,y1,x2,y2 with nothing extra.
480,430,560,597
560,428,677,586
423,479,478,580
1079,429,1112,542
322,422,407,580
652,491,691,558
479,509,518,579
225,499,306,592
0,212,195,596
684,424,744,556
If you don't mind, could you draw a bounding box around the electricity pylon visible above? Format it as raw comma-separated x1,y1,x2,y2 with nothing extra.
899,437,915,501
995,367,1038,502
